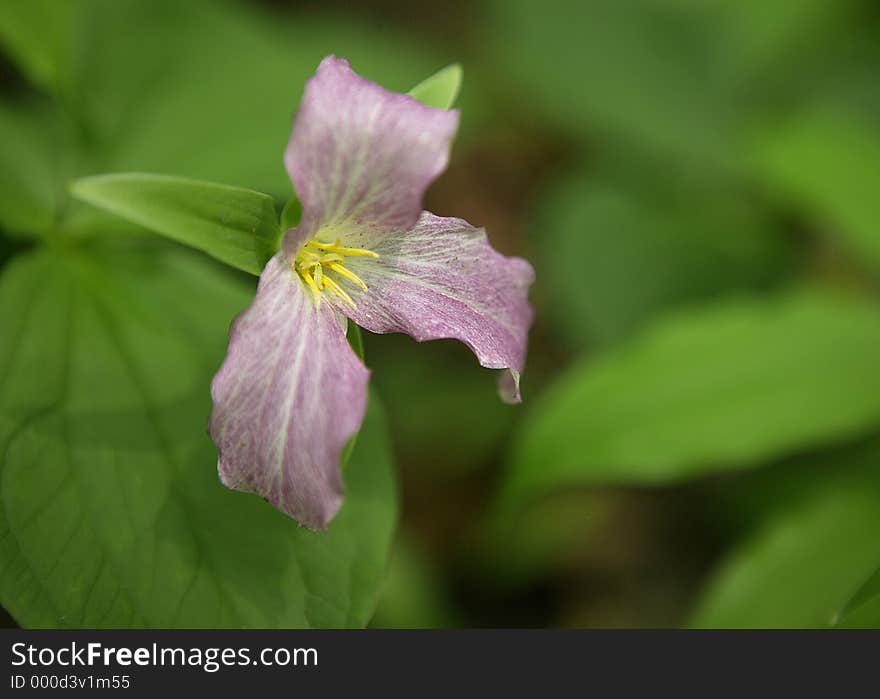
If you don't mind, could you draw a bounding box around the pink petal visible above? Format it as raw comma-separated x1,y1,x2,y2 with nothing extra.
341,213,535,403
209,253,370,529
284,56,459,253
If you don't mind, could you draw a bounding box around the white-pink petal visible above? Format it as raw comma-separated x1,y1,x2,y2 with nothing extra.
284,56,459,254
209,253,370,529
340,212,535,403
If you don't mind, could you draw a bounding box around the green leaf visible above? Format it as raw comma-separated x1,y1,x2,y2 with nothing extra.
408,64,462,109
0,247,397,627
280,197,302,232
836,566,880,628
692,466,880,628
0,0,77,96
750,109,880,268
502,291,880,508
835,568,880,629
70,174,281,275
532,173,790,347
707,0,866,106
0,101,67,238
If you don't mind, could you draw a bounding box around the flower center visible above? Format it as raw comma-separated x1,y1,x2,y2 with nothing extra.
294,238,379,308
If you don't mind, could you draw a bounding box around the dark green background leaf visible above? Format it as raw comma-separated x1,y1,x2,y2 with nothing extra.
836,565,880,628
750,108,880,268
692,457,880,628
532,173,789,347
503,291,880,508
0,100,69,238
489,0,737,164
0,0,77,96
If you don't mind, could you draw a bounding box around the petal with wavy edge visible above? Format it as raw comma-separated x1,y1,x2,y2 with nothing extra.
209,254,370,529
340,212,534,402
283,56,459,254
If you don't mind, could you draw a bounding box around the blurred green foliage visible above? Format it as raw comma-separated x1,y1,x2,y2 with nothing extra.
506,290,880,504
532,170,790,347
692,442,880,627
1,0,880,628
839,565,880,627
750,108,880,268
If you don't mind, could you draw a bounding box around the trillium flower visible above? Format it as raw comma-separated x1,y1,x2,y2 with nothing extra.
209,57,535,529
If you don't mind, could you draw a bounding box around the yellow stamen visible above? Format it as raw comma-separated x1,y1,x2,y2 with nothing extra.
310,239,379,258
293,236,378,307
321,275,356,308
300,266,322,305
328,263,368,291
333,246,379,258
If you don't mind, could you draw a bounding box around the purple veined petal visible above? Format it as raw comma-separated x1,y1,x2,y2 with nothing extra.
340,212,535,403
284,56,460,254
209,253,370,529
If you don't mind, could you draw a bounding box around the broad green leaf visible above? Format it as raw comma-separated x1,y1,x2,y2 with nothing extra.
0,0,78,95
503,291,880,507
70,174,281,275
692,468,880,628
0,246,397,628
532,173,789,347
836,566,880,628
408,64,462,110
750,109,880,268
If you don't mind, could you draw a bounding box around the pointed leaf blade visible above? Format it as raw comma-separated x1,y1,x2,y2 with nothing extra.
408,64,462,110
70,173,281,275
